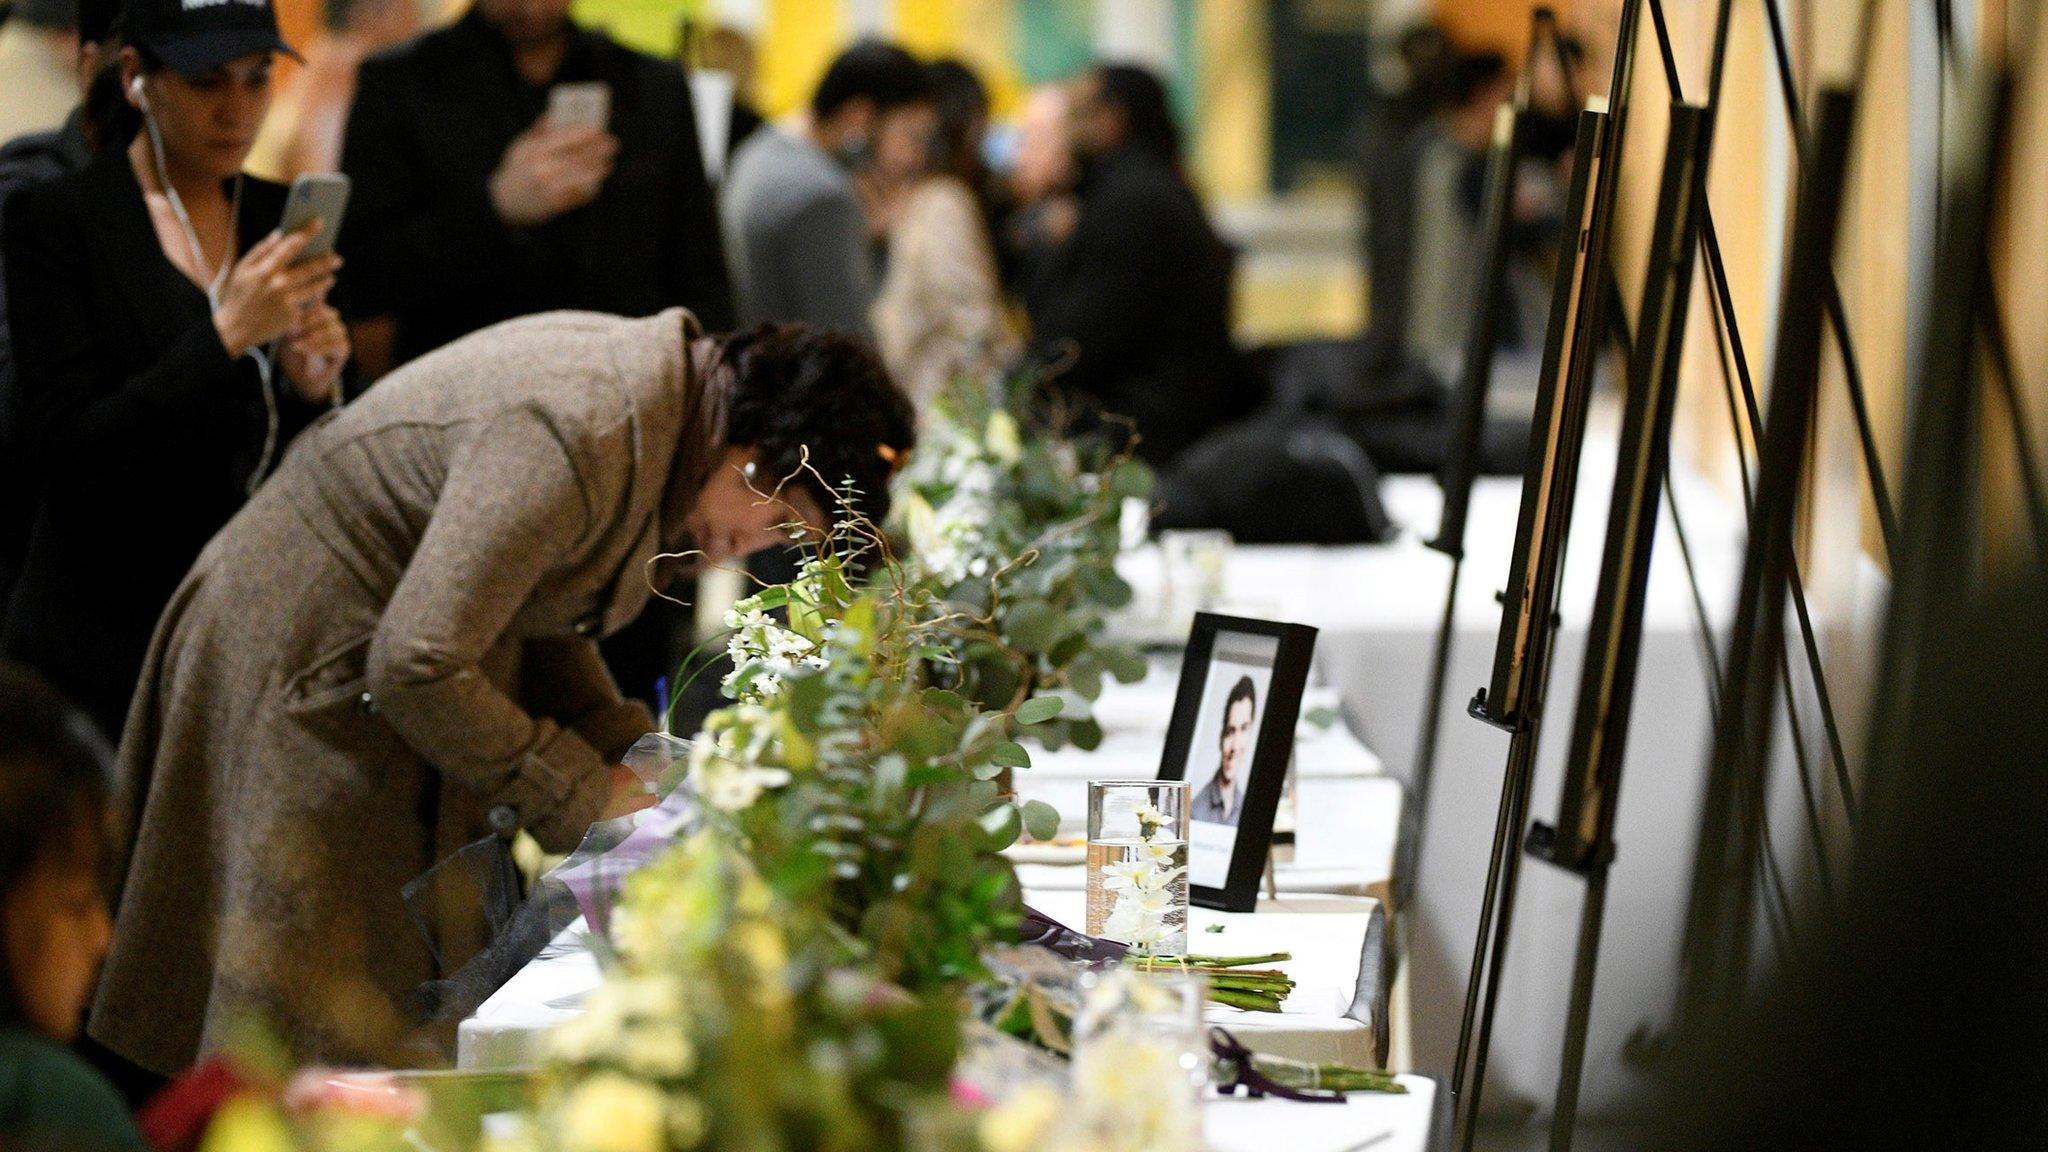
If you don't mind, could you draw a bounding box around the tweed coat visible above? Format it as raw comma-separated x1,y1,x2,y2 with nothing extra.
90,308,724,1074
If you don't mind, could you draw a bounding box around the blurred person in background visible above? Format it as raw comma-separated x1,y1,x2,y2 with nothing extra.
870,58,1014,411
1024,62,1237,469
336,0,733,380
0,0,84,142
998,81,1076,298
0,0,118,617
0,662,143,1151
244,0,420,181
721,39,932,335
91,309,913,1074
1401,48,1528,377
691,20,763,166
1,0,348,742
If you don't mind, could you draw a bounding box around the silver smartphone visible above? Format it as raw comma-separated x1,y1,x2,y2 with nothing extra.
547,82,611,130
278,173,351,263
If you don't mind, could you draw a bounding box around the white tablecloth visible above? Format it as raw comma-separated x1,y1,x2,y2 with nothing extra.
1119,436,1754,1117
1026,889,1387,1069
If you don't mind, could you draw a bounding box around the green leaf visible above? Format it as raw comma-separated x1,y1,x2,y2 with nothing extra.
989,741,1032,768
1103,644,1150,684
978,803,1022,849
1004,601,1065,651
1108,458,1156,500
1016,696,1065,725
1020,799,1061,842
921,688,969,713
1067,662,1103,701
1069,718,1104,752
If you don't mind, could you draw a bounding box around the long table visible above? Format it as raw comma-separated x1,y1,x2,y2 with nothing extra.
1117,442,1753,1117
459,897,1441,1152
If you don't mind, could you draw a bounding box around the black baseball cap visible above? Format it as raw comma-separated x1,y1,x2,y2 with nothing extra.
121,0,300,75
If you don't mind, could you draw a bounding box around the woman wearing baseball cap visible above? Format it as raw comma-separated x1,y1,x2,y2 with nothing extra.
1,0,350,745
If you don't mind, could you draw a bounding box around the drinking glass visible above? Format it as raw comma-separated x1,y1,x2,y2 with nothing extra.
1069,967,1210,1152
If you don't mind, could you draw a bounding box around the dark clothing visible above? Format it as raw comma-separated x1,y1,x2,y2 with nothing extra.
0,1031,146,1152
0,152,326,740
338,10,734,367
1025,147,1238,468
0,111,93,611
1193,774,1242,825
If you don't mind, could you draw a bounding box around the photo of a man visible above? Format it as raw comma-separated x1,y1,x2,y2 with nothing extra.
1193,675,1257,826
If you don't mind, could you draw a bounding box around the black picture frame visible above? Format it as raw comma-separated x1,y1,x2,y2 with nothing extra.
1156,612,1318,913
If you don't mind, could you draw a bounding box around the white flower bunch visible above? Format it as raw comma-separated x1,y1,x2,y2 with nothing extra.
1100,811,1186,956
720,606,829,704
686,704,792,812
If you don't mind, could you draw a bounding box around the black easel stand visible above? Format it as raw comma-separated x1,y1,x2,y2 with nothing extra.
1407,8,1561,909
1446,0,1641,1120
1860,64,2008,831
1525,94,1715,1152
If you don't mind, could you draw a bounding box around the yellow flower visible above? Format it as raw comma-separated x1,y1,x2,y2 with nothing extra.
977,1085,1062,1152
985,411,1024,465
622,1024,696,1080
198,1095,296,1152
666,1098,708,1149
729,920,787,981
556,1073,669,1152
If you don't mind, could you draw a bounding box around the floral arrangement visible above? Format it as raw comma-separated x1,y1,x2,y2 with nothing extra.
538,831,962,1152
893,371,1155,751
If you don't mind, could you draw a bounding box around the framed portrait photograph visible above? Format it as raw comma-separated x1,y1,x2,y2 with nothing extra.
1157,612,1318,912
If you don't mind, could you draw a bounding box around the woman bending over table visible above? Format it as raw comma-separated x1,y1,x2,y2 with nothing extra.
89,310,914,1075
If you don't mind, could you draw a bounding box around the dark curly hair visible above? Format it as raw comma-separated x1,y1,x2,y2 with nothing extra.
717,322,916,526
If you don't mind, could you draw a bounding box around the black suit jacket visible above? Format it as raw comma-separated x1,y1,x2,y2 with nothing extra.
0,151,322,738
338,11,735,365
1025,147,1239,468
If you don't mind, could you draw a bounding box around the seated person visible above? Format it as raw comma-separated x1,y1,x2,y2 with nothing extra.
0,663,143,1151
1024,63,1238,469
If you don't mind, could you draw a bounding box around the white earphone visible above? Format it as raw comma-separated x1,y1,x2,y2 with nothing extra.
130,67,282,495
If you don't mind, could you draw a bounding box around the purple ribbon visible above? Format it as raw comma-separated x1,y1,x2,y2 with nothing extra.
1209,1027,1349,1104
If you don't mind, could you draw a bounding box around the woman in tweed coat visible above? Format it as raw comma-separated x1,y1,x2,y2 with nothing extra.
89,308,914,1074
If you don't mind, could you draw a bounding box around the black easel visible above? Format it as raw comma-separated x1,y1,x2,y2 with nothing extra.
1859,61,2011,838
1407,7,1571,908
1523,88,1716,1152
1445,0,1644,1133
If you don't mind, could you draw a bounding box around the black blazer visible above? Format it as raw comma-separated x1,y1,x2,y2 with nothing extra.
338,10,735,366
0,150,324,738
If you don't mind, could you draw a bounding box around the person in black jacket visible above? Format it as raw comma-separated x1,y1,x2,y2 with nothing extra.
336,0,735,379
0,0,119,616
1024,63,1238,469
1,0,348,742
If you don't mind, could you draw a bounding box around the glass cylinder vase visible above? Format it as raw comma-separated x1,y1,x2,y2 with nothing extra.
1068,967,1209,1152
1086,780,1191,956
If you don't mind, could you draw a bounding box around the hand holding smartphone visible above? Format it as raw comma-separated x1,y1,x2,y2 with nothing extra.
547,82,611,131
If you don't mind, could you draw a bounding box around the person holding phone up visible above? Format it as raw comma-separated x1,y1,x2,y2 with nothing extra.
336,0,734,380
0,0,350,742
